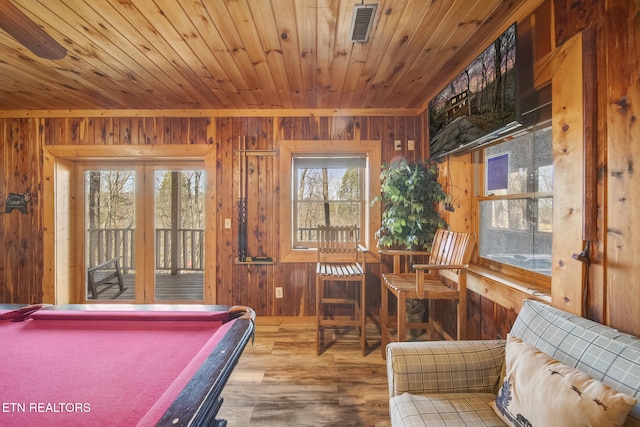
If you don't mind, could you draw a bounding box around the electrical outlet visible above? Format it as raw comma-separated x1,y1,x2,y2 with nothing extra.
275,287,283,298
408,139,415,151
394,139,402,150
224,218,231,229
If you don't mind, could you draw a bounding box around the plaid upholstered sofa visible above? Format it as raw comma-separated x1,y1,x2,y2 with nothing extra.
387,299,640,426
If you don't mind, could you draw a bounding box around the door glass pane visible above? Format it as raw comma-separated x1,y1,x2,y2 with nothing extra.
154,170,205,301
85,170,135,300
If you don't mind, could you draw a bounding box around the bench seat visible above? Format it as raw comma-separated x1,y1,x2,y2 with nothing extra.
380,229,477,357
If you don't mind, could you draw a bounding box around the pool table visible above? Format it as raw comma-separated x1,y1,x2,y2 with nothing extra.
0,303,255,427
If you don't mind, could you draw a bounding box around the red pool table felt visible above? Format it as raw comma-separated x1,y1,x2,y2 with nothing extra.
0,308,240,426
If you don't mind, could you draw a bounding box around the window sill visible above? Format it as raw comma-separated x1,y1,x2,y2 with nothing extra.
467,264,551,313
279,247,379,264
280,248,317,263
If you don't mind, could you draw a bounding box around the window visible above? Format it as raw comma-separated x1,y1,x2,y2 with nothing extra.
478,124,553,276
293,156,366,246
279,140,381,262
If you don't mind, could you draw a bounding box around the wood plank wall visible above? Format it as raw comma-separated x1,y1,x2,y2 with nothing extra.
593,0,639,335
1,115,425,318
1,0,637,338
44,117,211,145
0,119,45,303
216,116,425,316
548,0,640,336
424,0,639,339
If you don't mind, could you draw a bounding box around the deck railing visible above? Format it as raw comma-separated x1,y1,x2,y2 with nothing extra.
87,228,204,273
86,228,135,271
155,228,204,272
297,227,360,243
298,227,318,242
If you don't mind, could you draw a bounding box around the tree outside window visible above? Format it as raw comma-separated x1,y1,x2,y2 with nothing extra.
293,156,365,245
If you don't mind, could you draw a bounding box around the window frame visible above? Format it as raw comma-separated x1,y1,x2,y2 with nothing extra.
475,123,553,288
43,144,217,304
279,140,381,263
78,162,207,303
292,155,366,247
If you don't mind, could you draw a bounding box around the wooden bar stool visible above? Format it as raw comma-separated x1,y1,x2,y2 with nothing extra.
316,225,368,356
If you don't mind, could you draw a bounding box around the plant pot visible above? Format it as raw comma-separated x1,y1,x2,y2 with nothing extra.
406,299,426,338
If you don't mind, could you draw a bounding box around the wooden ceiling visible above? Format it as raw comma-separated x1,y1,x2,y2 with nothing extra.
0,0,543,113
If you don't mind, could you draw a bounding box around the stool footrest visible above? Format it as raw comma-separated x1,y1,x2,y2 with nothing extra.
319,319,361,328
320,297,356,305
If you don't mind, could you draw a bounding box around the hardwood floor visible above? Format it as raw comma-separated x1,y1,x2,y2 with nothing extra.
217,317,391,426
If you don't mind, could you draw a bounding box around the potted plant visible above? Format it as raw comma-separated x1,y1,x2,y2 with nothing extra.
373,158,449,337
373,158,448,251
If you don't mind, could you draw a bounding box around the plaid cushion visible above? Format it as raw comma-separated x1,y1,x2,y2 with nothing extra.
510,299,640,420
387,340,506,396
389,392,506,427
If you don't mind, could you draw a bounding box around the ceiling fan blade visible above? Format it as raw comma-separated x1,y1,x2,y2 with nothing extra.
0,0,66,60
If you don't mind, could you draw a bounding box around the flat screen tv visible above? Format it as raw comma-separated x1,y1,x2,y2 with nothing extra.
428,23,520,159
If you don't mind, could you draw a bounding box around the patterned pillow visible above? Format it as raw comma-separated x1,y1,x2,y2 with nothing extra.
490,334,637,427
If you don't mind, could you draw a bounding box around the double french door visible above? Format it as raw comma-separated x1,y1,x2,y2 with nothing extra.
81,162,205,303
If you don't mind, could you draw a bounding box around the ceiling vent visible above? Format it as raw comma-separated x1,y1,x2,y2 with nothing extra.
349,4,377,43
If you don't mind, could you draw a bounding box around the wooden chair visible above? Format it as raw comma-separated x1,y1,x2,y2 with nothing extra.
87,256,127,299
316,225,368,356
379,229,476,358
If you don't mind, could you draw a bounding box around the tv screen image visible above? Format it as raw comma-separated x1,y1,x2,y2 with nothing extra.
428,23,518,159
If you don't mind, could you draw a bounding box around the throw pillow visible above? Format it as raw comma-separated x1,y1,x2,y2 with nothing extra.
490,334,636,427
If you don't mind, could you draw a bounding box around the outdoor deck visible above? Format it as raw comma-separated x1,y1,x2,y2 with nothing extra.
89,272,204,301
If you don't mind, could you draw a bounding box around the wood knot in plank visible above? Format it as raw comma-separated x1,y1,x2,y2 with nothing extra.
614,96,630,113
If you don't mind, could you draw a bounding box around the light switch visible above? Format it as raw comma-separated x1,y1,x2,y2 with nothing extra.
224,218,231,229
408,139,415,151
394,139,402,150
